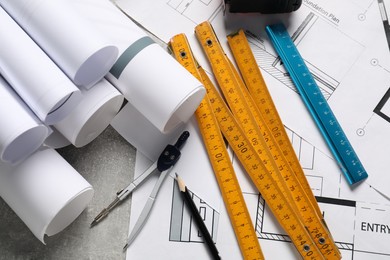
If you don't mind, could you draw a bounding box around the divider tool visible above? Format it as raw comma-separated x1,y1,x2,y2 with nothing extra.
266,23,368,185
90,131,190,250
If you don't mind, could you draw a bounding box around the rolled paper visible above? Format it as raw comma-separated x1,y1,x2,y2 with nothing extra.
0,147,94,243
0,76,49,164
111,101,185,160
71,0,205,133
0,0,119,89
54,79,124,147
44,128,71,149
0,7,82,125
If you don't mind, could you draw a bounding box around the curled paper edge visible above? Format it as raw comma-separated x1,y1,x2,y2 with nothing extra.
0,148,94,244
42,186,94,244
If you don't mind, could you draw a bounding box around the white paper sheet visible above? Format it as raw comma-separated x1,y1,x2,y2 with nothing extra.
53,79,124,147
0,0,119,89
0,76,49,164
127,123,390,260
70,0,205,141
115,0,390,259
115,0,390,200
0,147,94,244
111,101,185,161
0,7,82,125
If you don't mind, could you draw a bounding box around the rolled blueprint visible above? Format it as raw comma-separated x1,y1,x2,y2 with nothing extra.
0,7,82,125
53,79,124,147
0,76,49,164
0,147,94,243
71,0,205,133
0,0,119,89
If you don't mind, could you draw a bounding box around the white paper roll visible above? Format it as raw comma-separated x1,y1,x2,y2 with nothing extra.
0,7,82,125
71,0,205,133
54,79,124,147
44,128,72,149
0,0,119,89
111,102,185,161
0,76,49,164
0,148,94,243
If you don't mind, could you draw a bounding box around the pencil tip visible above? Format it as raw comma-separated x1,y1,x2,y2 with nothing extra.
175,173,186,192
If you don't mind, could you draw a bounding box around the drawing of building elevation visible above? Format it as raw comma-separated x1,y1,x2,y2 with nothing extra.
167,0,222,23
255,194,356,258
246,12,364,100
169,180,219,243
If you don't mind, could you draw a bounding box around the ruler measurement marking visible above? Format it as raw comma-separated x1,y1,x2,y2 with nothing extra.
169,34,264,260
266,23,368,184
227,30,341,258
195,21,325,260
226,30,340,259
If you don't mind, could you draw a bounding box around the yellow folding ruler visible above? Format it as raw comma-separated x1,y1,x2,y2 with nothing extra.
226,29,341,258
194,21,340,259
227,29,321,216
169,33,264,260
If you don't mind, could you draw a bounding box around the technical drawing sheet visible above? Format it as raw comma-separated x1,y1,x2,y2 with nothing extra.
114,0,390,259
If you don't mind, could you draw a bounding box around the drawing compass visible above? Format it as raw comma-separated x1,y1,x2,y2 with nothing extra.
90,131,190,247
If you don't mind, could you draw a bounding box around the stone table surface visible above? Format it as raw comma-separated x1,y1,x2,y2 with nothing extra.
0,125,136,260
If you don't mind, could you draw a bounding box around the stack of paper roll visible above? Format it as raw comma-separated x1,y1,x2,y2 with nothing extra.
0,0,121,243
71,0,206,160
0,0,205,244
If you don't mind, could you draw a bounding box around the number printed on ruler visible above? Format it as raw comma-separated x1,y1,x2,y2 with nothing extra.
194,21,326,260
226,29,341,259
226,29,321,217
169,33,264,260
265,23,367,185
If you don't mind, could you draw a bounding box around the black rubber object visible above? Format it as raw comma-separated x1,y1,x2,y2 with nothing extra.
226,0,302,14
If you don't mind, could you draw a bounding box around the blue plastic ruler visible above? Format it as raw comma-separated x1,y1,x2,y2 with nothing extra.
266,23,368,185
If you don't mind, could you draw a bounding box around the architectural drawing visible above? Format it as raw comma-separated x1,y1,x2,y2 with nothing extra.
246,12,364,100
169,180,219,243
114,0,390,258
374,87,390,122
167,0,221,24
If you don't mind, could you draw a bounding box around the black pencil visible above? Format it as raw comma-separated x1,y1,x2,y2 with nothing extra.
175,173,221,260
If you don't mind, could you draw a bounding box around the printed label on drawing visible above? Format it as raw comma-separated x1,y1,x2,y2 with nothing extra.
361,222,390,234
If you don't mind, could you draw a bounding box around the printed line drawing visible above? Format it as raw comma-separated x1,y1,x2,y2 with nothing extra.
116,0,390,258
169,178,220,243
246,12,364,100
167,0,222,24
374,86,390,122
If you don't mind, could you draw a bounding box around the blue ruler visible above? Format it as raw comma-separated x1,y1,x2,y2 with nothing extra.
266,23,368,185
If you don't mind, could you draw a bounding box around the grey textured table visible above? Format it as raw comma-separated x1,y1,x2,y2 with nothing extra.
0,126,136,260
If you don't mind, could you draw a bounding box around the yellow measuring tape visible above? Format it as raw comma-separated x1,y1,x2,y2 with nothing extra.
194,21,340,259
169,34,264,260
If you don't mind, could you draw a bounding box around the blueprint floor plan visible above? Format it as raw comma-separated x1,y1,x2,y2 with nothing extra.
113,0,390,258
